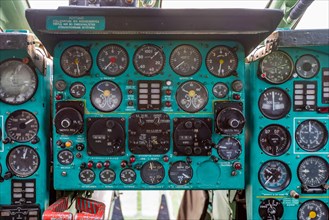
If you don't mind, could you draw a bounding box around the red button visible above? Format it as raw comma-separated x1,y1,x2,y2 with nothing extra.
121,160,127,168
87,161,93,169
103,161,110,168
165,101,172,107
55,94,63,100
129,156,136,164
163,155,169,162
96,162,102,169
233,162,242,170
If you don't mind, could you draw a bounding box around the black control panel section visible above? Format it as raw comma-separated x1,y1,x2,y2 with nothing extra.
293,81,317,111
0,204,41,220
11,180,36,205
323,68,329,104
138,81,162,110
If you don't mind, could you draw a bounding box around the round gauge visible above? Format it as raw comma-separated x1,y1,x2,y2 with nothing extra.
97,44,128,76
206,46,238,77
54,107,84,135
213,82,229,98
295,120,328,152
170,45,201,76
99,169,116,184
133,44,165,76
70,82,86,98
176,81,208,113
141,161,165,185
169,161,193,185
298,200,328,220
79,169,95,184
258,160,291,192
296,55,320,79
5,110,39,143
298,156,329,188
120,168,136,184
60,46,92,77
259,51,293,84
57,150,74,165
216,137,242,161
258,198,284,220
90,81,122,112
0,59,38,105
258,88,291,119
7,146,39,177
141,0,156,7
259,125,291,156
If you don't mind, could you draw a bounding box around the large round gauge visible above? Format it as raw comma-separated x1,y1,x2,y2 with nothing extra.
295,120,328,152
7,145,39,177
79,169,95,184
258,198,284,220
97,44,128,76
57,150,74,165
120,168,136,184
169,161,193,185
258,160,291,192
141,161,165,185
170,45,201,76
60,46,92,77
0,59,38,105
298,156,329,188
259,51,293,84
54,107,84,135
259,124,291,156
176,81,208,113
216,137,242,161
213,82,229,98
133,44,165,76
296,55,320,79
298,200,328,220
90,81,122,112
99,169,116,184
206,46,238,77
258,88,291,119
70,82,86,98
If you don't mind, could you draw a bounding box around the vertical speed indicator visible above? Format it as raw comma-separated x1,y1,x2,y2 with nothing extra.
206,46,238,77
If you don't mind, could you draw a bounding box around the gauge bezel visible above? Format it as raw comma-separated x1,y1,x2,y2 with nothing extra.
258,198,284,220
217,137,242,161
99,168,116,184
69,82,86,98
169,161,193,185
57,150,74,165
79,169,96,184
120,168,136,184
297,200,329,220
295,54,320,79
140,161,165,185
212,82,229,98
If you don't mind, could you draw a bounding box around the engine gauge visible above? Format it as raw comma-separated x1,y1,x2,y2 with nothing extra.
206,46,238,77
259,125,291,156
213,82,229,98
258,160,291,192
90,81,122,112
60,46,92,77
79,169,95,184
298,200,328,220
69,82,86,98
176,80,208,113
258,198,284,220
216,137,242,161
258,88,291,119
57,150,74,165
141,161,165,185
298,156,329,188
296,55,320,79
97,44,128,76
120,168,136,184
169,161,193,185
170,45,201,76
295,120,328,152
99,169,116,184
5,110,39,142
0,59,38,105
7,145,39,177
133,44,165,76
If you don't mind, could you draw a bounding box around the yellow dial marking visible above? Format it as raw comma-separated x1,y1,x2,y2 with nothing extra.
188,90,196,97
103,90,111,97
219,59,224,64
74,58,79,65
309,211,317,219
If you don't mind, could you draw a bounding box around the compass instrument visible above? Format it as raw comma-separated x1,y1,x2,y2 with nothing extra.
297,200,328,220
79,169,95,184
99,169,116,184
206,46,238,77
169,161,193,185
120,168,136,184
258,198,284,220
140,161,165,185
90,81,122,112
170,45,202,76
60,46,92,77
97,44,128,76
296,54,320,78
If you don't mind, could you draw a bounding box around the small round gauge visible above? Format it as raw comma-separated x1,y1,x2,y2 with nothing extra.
90,81,122,112
176,80,208,113
297,156,329,188
60,46,92,77
258,160,291,192
258,198,284,220
133,44,165,76
70,82,86,98
141,0,156,7
7,145,39,177
259,51,293,84
57,150,74,165
99,168,116,184
79,169,95,184
298,200,328,220
258,88,291,119
141,161,165,185
120,168,136,184
216,137,242,161
259,124,291,156
295,120,328,152
0,59,38,105
206,46,238,77
169,161,193,185
170,45,202,76
97,44,129,76
296,55,320,79
213,82,229,98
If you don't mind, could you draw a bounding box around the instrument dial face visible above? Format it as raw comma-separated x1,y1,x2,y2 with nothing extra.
60,46,92,77
79,169,95,184
169,161,193,185
57,150,74,165
258,160,291,192
5,110,39,142
298,200,328,220
296,55,320,79
69,82,86,98
258,198,284,220
216,137,242,161
90,81,122,112
213,82,229,98
206,46,238,77
0,60,38,105
141,161,165,185
133,44,165,76
97,44,129,76
259,125,291,156
170,45,202,76
259,51,293,84
295,120,328,152
120,168,136,184
99,169,116,184
258,88,291,119
7,146,39,177
176,81,208,113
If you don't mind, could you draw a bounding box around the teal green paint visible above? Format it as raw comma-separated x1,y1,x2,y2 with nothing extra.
46,16,106,31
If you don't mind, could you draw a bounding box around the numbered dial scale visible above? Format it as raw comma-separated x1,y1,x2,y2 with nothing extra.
206,46,238,77
79,169,95,184
170,45,202,76
60,46,92,77
99,169,116,184
169,161,193,185
141,161,165,185
69,82,86,98
216,137,242,160
298,200,328,220
212,82,229,98
296,54,320,79
90,81,122,112
258,198,284,220
57,150,74,165
120,168,136,184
